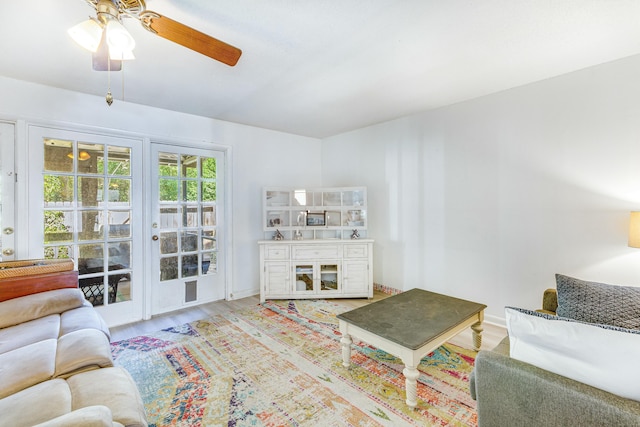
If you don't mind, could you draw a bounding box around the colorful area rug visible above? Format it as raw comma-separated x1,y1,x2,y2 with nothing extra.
111,299,478,426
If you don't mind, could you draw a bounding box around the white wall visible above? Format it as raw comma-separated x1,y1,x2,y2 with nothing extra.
5,52,640,325
321,54,640,324
0,76,322,301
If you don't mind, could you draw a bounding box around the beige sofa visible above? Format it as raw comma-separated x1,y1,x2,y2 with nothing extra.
0,263,147,427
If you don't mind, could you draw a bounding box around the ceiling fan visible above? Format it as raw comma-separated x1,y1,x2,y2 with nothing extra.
69,0,242,71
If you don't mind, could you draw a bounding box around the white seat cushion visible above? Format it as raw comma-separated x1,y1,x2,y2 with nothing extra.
506,306,640,401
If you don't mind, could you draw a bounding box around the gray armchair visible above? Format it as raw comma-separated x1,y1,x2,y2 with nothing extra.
470,288,640,427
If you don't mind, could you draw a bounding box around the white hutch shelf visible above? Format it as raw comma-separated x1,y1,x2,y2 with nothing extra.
262,186,368,241
259,186,373,302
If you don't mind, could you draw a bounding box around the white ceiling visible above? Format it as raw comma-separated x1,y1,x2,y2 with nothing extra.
1,1,640,138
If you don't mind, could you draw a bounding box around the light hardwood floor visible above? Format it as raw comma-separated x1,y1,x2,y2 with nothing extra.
110,291,507,351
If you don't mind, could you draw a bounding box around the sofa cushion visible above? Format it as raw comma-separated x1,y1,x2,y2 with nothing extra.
60,304,110,340
0,314,60,355
67,367,148,427
0,379,72,427
33,406,114,427
0,339,57,399
0,288,85,329
55,329,113,378
505,306,640,401
0,368,146,427
555,274,640,329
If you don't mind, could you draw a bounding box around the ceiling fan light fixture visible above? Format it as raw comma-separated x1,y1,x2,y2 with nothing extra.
68,18,103,52
106,19,136,52
109,48,135,61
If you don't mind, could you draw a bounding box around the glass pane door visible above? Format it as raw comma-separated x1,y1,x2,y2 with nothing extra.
28,126,143,325
150,143,225,314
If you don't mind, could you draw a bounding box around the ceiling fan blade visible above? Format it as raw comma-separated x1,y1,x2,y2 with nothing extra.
140,12,242,66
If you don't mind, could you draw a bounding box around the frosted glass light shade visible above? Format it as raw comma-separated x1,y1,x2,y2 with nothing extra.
106,20,135,52
68,19,103,52
109,48,135,61
629,211,640,248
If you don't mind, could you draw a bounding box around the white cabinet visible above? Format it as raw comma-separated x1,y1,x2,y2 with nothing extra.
259,186,372,302
259,240,373,302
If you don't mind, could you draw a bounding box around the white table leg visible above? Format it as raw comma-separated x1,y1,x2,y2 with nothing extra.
340,333,353,368
471,321,483,351
402,365,420,408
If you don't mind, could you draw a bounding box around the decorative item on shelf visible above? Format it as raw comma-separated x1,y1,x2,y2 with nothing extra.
347,209,363,226
268,214,282,227
296,212,306,227
351,229,360,239
294,230,303,240
273,229,284,241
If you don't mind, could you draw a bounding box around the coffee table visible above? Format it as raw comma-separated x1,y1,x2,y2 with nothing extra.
337,288,486,408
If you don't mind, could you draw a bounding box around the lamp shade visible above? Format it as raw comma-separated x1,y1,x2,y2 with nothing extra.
68,18,103,52
629,211,640,248
109,48,135,61
106,20,135,52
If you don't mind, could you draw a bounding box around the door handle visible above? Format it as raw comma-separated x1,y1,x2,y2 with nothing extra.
152,235,159,241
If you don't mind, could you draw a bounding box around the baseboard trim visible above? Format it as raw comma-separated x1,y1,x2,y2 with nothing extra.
230,288,259,300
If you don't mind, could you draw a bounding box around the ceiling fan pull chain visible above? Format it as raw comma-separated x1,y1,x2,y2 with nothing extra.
106,56,114,106
121,57,125,102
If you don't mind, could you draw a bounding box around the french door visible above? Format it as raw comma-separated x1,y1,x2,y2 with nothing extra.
149,143,225,315
27,126,143,325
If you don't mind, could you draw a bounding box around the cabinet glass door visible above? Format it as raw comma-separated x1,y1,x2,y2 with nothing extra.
320,263,339,292
294,264,314,292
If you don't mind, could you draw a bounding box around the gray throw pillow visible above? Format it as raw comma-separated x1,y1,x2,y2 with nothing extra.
555,274,640,330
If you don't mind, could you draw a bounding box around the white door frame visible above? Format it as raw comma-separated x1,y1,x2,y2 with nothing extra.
0,121,16,261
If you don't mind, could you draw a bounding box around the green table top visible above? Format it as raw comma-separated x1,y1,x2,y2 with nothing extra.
337,288,486,350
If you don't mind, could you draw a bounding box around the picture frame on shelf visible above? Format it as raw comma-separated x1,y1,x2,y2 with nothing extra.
306,211,326,226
